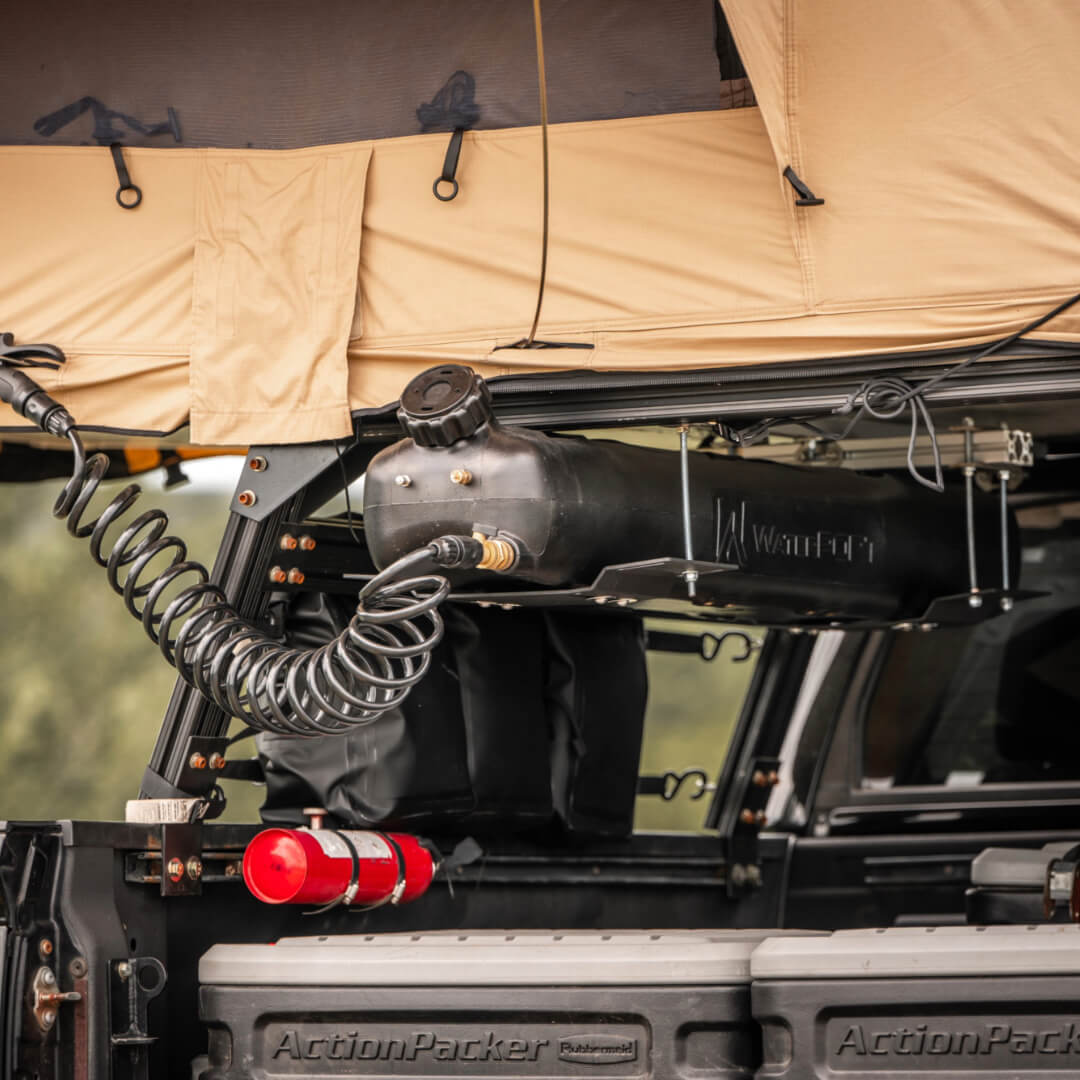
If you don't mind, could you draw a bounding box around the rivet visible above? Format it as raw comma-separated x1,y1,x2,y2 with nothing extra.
237,489,257,507
268,566,287,585
188,753,206,770
299,535,316,551
394,474,412,487
287,568,306,586
279,534,298,551
248,456,268,472
450,468,473,486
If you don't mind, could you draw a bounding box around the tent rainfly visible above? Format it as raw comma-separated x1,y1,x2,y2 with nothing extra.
2,0,1079,445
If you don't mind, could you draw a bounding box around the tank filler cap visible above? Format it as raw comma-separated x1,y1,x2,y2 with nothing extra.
397,365,493,447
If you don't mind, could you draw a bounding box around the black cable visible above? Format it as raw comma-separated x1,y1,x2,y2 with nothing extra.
726,290,1080,489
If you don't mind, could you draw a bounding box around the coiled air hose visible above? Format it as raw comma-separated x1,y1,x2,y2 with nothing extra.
0,353,499,736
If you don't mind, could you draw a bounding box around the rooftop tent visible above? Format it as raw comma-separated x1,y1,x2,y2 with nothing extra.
1,0,1078,444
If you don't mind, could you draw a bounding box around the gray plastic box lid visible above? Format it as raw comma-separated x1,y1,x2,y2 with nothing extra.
750,925,1080,979
970,841,1075,887
200,929,793,987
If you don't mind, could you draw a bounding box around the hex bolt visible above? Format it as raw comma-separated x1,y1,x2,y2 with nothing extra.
394,474,412,487
298,535,316,551
208,752,226,771
237,489,257,507
248,456,268,472
186,856,203,881
287,568,306,586
268,566,287,585
38,939,53,960
279,534,298,551
450,468,473,486
117,961,133,979
189,753,207,770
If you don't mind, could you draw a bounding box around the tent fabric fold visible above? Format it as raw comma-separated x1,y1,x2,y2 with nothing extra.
2,1,1080,445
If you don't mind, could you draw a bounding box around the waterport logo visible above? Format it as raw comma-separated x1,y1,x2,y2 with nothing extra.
558,1035,638,1065
714,498,875,568
273,1030,550,1063
834,1022,1080,1058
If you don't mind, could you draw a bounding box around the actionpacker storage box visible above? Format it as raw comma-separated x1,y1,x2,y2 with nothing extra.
751,925,1080,1080
199,930,781,1080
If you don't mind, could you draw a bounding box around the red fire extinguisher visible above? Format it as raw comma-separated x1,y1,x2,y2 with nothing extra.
242,810,435,909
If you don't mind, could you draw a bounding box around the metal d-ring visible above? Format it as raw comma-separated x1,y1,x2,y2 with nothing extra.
110,143,142,209
432,127,465,202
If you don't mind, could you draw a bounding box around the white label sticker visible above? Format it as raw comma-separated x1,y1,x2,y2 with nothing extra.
307,830,392,861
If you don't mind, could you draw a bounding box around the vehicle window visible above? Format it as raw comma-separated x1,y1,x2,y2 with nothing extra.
633,618,762,832
862,526,1080,788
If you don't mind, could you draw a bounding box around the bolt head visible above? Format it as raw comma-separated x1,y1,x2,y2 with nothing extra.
268,566,287,585
739,808,756,826
189,753,207,770
968,592,983,609
1000,595,1014,612
279,534,298,551
38,939,53,959
751,770,768,788
394,474,412,487
286,568,305,586
237,489,257,507
298,535,316,551
186,856,203,881
167,858,184,883
41,1010,56,1027
117,961,133,978
248,456,268,472
450,468,473,485
208,752,226,771
41,968,56,986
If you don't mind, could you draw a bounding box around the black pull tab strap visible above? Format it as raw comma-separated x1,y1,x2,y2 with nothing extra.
110,143,142,209
783,165,824,207
433,128,465,202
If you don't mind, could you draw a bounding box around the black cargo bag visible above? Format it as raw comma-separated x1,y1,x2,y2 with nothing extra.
258,596,647,837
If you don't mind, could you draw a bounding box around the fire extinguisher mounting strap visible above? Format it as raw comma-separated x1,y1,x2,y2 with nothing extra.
304,830,364,915
349,833,408,913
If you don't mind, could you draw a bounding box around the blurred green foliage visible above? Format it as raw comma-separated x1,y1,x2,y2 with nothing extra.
633,619,759,833
0,473,263,823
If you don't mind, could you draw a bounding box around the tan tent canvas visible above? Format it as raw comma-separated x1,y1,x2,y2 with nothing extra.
2,0,1079,444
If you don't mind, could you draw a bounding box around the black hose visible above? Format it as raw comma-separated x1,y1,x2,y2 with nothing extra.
48,427,463,736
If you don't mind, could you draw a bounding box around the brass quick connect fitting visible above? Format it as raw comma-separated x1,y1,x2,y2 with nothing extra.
473,532,518,572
